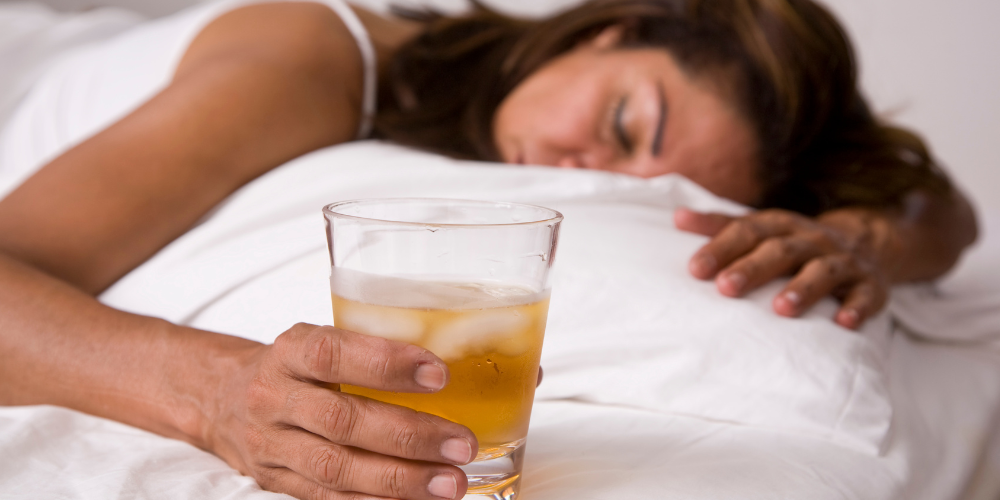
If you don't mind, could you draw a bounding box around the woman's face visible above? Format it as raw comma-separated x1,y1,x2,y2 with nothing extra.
493,30,762,205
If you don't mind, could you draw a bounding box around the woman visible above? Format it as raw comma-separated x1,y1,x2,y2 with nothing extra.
0,1,977,499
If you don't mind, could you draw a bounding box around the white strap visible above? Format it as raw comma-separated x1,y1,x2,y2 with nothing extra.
322,0,377,140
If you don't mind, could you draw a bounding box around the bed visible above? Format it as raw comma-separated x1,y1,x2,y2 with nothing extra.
2,0,1000,499
2,141,999,499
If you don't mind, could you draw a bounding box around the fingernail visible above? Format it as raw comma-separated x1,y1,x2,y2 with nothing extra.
722,272,746,293
428,473,458,499
839,308,860,329
440,437,472,464
690,255,716,277
415,363,446,391
783,291,801,307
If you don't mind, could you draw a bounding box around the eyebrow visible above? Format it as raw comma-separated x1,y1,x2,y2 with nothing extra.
651,82,667,157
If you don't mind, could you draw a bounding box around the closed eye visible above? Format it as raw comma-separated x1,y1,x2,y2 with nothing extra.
614,96,634,155
651,82,667,157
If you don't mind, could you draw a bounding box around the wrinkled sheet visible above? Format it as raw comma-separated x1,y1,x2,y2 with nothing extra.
2,142,1000,499
99,142,895,452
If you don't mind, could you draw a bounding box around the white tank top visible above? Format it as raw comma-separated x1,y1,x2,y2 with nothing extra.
0,0,377,189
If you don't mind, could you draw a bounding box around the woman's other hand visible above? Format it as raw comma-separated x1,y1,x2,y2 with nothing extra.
210,323,476,500
675,207,901,330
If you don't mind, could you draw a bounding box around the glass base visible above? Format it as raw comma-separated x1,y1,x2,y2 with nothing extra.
461,438,525,500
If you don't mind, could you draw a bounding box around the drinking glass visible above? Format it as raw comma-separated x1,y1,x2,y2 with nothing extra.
323,198,562,500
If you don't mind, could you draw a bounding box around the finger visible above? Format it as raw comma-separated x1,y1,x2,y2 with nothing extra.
835,279,889,330
674,208,734,236
689,212,799,279
264,429,467,500
537,366,544,388
714,236,823,297
254,463,424,500
274,323,449,393
283,385,477,465
773,254,860,318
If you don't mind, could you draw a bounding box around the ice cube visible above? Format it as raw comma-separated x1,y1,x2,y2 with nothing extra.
332,268,543,309
493,327,536,358
425,309,532,361
336,303,425,344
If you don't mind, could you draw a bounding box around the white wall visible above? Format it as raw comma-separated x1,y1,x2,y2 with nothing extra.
823,0,1000,218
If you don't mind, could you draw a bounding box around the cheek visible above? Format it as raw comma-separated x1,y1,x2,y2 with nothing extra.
498,87,569,134
678,104,762,204
684,146,761,205
665,126,761,205
493,85,546,148
492,99,519,141
494,62,606,144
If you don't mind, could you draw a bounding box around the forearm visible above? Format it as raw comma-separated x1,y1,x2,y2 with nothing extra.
818,187,978,284
0,252,258,449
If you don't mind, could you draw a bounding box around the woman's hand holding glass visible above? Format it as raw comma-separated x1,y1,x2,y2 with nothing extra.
676,207,900,330
208,323,478,500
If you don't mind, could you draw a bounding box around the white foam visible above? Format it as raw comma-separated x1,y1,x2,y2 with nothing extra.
330,267,548,310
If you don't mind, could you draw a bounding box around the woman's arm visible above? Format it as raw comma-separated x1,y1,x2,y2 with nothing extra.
823,187,978,283
0,4,472,499
0,2,363,293
0,251,473,499
676,185,978,329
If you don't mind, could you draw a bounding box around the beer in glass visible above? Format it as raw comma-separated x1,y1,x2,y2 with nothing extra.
323,198,562,500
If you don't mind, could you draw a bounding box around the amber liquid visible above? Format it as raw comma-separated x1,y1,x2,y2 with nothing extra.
332,289,548,450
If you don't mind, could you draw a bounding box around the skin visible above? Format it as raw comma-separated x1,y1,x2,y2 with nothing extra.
0,4,473,500
0,4,978,500
493,27,762,206
493,26,978,329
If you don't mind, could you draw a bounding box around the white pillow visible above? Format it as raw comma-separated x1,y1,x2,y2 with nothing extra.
101,141,892,454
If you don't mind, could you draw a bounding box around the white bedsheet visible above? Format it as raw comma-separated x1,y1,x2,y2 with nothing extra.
3,333,999,500
3,142,999,499
99,142,895,453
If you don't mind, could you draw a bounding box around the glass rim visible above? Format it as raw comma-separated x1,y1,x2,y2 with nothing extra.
323,197,563,228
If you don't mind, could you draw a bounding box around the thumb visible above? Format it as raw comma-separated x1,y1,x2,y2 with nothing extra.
674,208,734,236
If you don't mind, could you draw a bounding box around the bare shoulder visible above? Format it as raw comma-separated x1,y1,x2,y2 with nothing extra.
0,2,370,293
178,1,365,102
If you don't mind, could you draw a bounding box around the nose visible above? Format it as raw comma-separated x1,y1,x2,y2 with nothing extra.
553,147,616,171
555,155,584,169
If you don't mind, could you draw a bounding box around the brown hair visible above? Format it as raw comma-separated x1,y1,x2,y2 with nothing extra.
375,0,950,215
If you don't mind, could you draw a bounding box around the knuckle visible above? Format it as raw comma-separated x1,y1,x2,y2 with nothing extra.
805,257,837,277
252,464,280,486
732,218,756,236
761,208,796,227
321,396,361,443
803,229,834,250
304,330,342,380
415,409,447,428
728,219,759,243
245,377,276,413
310,445,350,489
831,254,857,276
275,323,316,348
366,349,395,384
761,237,794,258
378,463,410,498
764,208,789,222
388,420,423,458
339,493,373,500
243,426,269,456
